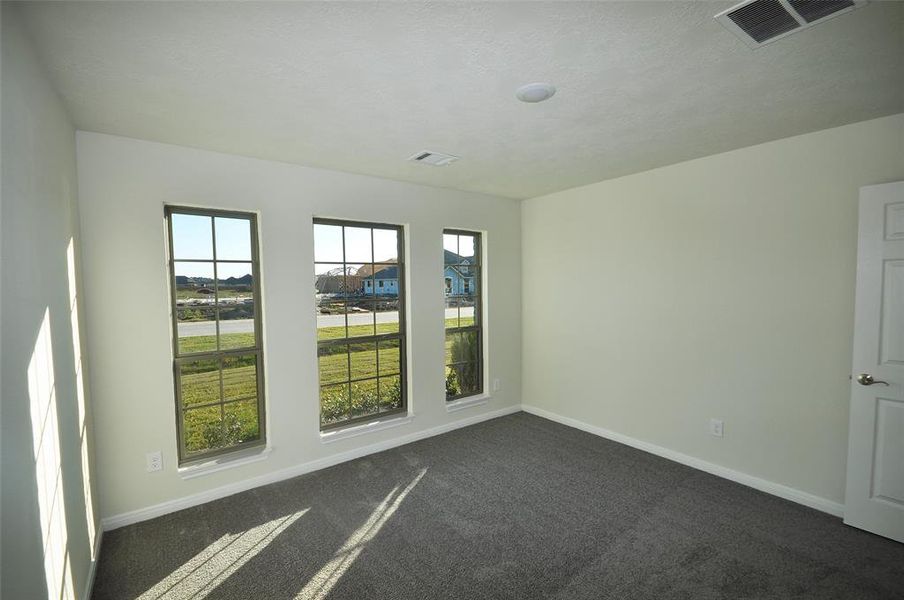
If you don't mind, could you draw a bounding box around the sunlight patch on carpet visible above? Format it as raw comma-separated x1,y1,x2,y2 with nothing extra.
295,468,427,600
139,508,309,599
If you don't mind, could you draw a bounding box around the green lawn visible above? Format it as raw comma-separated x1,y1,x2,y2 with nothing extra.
317,320,401,340
180,319,474,383
182,398,259,454
179,332,256,354
318,342,400,384
315,316,471,340
178,316,479,451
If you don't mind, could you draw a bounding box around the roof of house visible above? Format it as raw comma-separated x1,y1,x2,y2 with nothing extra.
357,261,396,277
372,265,399,280
445,264,475,278
444,249,472,264
362,254,472,280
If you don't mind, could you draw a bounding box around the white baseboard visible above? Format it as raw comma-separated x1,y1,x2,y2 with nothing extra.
521,404,844,517
102,404,520,530
81,527,103,600
101,402,844,531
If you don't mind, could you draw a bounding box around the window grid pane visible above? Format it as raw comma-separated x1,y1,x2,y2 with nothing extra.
444,230,483,401
167,207,266,463
212,255,221,353
315,219,407,429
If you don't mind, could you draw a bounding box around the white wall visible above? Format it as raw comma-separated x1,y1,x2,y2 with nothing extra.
76,132,522,520
1,5,100,598
522,114,904,508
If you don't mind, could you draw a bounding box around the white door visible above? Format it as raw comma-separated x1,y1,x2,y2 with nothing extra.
844,181,904,543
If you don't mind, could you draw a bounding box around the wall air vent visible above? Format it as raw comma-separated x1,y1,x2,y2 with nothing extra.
408,150,459,167
715,0,867,48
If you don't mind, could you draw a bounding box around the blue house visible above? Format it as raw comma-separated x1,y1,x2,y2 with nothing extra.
443,250,476,296
363,265,400,296
361,252,475,297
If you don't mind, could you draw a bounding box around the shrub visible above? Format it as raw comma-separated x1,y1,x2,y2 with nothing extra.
320,377,403,424
446,369,460,397
319,385,349,424
380,377,402,410
180,308,206,321
447,333,478,397
183,400,259,453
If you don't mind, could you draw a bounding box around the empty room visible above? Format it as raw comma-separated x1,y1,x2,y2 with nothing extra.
2,1,904,598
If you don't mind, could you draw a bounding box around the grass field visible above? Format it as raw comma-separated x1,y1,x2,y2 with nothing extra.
178,317,479,452
179,353,260,453
182,399,259,454
177,317,471,350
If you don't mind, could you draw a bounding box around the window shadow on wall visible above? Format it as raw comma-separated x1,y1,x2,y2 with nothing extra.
6,237,99,598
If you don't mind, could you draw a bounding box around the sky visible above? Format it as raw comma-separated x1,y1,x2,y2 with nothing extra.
314,223,398,265
172,215,476,279
172,213,253,279
443,233,475,259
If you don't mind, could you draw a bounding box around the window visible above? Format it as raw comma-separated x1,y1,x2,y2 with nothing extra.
166,207,265,463
444,230,482,400
314,219,406,429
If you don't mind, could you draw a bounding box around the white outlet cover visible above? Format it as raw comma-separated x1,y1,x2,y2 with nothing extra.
493,378,501,392
146,451,163,472
709,419,724,438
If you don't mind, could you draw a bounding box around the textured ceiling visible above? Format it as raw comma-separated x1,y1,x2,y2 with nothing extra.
18,1,904,200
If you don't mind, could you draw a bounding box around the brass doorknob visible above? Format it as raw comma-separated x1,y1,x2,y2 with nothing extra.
856,373,890,386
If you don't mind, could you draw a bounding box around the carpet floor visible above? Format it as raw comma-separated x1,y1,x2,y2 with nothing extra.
91,412,904,600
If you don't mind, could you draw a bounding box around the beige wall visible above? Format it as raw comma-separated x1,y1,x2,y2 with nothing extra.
1,4,100,598
75,132,522,520
522,114,904,507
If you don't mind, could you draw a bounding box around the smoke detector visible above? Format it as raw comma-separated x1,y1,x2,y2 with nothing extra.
516,83,557,103
408,150,459,167
715,0,868,48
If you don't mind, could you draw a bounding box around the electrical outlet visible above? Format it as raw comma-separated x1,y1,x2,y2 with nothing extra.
709,419,724,438
493,378,501,392
146,451,163,472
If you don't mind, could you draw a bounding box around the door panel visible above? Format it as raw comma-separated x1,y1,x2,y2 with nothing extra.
872,397,904,506
881,260,904,364
885,201,904,239
844,181,904,543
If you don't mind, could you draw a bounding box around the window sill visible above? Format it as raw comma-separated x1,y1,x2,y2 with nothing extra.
320,414,413,444
446,393,489,413
177,445,271,480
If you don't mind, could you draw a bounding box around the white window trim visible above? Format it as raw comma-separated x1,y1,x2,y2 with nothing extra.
320,414,414,444
446,393,489,413
178,445,271,480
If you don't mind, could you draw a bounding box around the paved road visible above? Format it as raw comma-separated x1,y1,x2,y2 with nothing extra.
178,307,474,337
178,319,257,337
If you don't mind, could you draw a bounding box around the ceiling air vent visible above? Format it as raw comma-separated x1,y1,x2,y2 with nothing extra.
408,150,459,167
715,0,867,48
788,0,856,22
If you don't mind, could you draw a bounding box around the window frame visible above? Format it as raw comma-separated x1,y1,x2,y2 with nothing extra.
314,217,408,430
165,205,267,465
444,228,484,401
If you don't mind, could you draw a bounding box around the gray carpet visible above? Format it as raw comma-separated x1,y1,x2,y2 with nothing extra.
92,413,904,600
